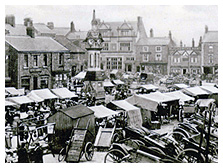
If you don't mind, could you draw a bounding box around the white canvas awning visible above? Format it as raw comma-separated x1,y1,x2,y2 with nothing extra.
89,105,117,118
126,92,179,112
183,86,209,97
141,92,179,104
137,84,159,91
30,89,58,100
195,99,215,107
103,81,114,87
110,100,142,127
7,96,34,105
200,86,218,94
5,100,17,107
126,94,159,112
174,84,189,89
5,87,21,96
17,88,25,96
112,79,125,85
111,100,139,111
74,71,86,79
163,91,195,103
51,88,78,99
110,70,118,74
27,91,44,102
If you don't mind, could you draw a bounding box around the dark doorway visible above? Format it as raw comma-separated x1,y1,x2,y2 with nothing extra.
33,77,38,90
183,69,187,74
127,64,132,72
137,66,140,72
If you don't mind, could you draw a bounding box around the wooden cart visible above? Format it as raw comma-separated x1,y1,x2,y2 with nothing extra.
58,118,94,162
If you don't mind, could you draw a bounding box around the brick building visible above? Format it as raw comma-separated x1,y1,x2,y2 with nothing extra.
136,24,176,74
5,31,69,90
201,26,218,75
168,39,202,75
54,35,87,76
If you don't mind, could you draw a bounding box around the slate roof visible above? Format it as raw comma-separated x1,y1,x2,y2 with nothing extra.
5,36,69,52
60,104,94,119
54,35,85,53
66,31,88,40
53,27,70,36
5,24,26,36
203,31,218,43
33,23,56,35
137,37,171,46
98,21,137,36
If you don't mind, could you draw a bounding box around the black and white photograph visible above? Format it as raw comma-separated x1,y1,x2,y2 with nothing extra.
4,3,219,163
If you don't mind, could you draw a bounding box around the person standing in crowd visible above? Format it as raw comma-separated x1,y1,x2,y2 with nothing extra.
17,142,29,163
33,142,43,163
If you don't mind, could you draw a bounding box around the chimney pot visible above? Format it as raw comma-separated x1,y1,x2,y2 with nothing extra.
205,25,208,33
150,28,154,37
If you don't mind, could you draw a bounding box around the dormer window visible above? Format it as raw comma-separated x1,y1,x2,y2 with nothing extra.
121,30,129,36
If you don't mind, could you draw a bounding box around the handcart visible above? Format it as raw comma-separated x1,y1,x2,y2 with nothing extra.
58,118,94,162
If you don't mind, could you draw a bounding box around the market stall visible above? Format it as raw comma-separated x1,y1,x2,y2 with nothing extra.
51,87,78,99
126,92,179,124
182,86,209,100
5,87,21,97
136,84,159,94
47,104,95,151
108,100,142,128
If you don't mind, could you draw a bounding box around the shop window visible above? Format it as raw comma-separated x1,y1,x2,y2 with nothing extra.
40,77,48,89
21,78,30,90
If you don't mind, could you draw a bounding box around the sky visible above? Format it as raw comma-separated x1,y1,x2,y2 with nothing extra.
5,5,218,46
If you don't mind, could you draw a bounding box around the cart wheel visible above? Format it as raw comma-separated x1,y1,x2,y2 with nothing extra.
176,148,205,163
111,133,121,143
104,149,126,163
171,131,187,142
85,142,94,161
58,147,66,162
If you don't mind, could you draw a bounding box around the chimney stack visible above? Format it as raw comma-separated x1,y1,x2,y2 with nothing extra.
150,28,154,37
70,21,75,32
192,38,195,47
205,25,208,33
198,36,202,47
24,17,33,27
137,16,148,39
5,15,15,27
169,30,172,40
180,40,183,48
26,26,35,38
47,22,54,29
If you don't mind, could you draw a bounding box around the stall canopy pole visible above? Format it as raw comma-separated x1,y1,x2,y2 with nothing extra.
205,106,213,162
